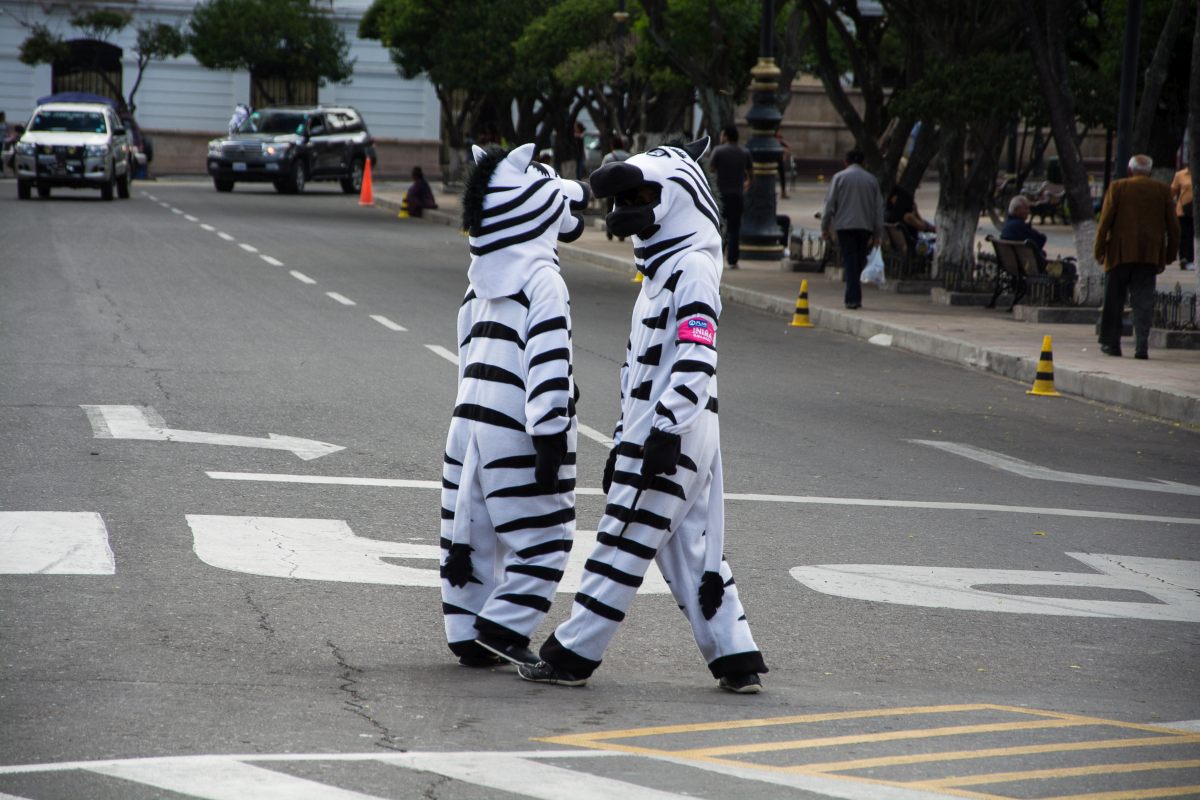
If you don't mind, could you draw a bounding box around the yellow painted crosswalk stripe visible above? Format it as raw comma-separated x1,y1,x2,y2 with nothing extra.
1038,786,1200,800
792,734,1200,773
914,758,1200,789
673,719,1088,758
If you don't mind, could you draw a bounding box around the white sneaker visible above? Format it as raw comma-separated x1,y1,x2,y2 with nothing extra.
1183,261,1196,271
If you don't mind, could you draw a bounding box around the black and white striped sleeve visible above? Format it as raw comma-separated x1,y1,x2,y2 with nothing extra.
455,291,472,385
612,336,632,444
655,256,720,436
523,271,573,437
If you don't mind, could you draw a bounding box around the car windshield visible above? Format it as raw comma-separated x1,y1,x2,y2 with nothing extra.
29,111,107,134
238,111,306,135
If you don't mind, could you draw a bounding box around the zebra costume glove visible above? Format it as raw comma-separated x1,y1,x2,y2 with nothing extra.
533,431,569,491
601,446,619,493
442,543,475,588
641,428,681,479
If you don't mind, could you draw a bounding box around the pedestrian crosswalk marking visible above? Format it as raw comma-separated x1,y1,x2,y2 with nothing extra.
0,752,691,800
186,515,670,593
540,705,1200,800
90,759,379,800
0,512,114,575
537,705,1200,800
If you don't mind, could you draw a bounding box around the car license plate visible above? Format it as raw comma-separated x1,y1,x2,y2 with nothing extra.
232,162,247,172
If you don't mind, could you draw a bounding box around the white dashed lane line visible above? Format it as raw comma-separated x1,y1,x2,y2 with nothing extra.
158,201,170,208
424,344,458,366
261,255,284,267
238,243,258,253
370,315,407,332
217,232,235,241
184,214,199,222
325,292,356,306
290,271,316,284
171,208,183,215
200,224,215,231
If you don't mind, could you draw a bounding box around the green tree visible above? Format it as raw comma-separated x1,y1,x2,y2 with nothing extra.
637,0,761,133
360,0,547,177
189,0,353,105
17,8,185,113
128,23,188,113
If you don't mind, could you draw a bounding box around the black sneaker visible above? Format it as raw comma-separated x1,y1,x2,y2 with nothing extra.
516,660,588,687
718,673,763,694
474,636,538,667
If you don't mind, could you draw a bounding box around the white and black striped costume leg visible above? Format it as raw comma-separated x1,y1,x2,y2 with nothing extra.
540,414,764,679
441,426,576,657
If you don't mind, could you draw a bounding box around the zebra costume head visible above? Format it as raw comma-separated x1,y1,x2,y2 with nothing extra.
462,143,590,299
589,137,723,285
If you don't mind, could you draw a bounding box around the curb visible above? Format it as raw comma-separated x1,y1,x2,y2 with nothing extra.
378,195,1199,426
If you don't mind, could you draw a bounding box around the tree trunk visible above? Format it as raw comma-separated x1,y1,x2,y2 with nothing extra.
1131,0,1187,154
1020,0,1101,289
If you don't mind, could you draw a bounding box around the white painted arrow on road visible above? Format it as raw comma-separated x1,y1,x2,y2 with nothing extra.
82,405,343,461
792,552,1200,621
911,440,1200,496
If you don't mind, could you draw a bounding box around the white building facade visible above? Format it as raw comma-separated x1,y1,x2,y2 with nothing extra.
0,0,441,176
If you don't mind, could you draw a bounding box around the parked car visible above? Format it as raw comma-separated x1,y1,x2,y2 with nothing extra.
206,106,377,194
14,101,133,201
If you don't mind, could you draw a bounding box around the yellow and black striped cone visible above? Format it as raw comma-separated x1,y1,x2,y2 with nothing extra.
633,270,644,283
790,279,813,327
1027,334,1061,397
398,198,410,219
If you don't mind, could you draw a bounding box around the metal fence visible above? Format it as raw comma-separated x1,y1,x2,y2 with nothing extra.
942,249,1103,306
1153,284,1199,330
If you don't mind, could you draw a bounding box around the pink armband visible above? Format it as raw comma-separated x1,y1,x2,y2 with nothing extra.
677,316,716,346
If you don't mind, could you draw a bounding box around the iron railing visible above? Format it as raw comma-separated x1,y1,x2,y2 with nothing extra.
943,249,1103,306
1153,284,1199,330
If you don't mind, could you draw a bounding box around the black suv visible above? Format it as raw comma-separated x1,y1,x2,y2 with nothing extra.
206,106,376,194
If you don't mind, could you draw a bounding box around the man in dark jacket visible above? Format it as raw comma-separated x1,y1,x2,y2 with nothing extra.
999,196,1047,262
1094,155,1180,359
822,150,884,309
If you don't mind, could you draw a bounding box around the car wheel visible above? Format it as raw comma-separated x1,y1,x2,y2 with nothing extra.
288,160,306,194
17,179,30,200
340,158,364,194
214,178,234,193
101,175,114,201
273,179,288,194
37,183,50,199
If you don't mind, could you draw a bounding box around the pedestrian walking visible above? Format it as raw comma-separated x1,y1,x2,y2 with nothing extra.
708,124,753,269
518,138,768,694
1094,154,1180,359
1171,164,1194,270
439,143,589,668
821,149,884,309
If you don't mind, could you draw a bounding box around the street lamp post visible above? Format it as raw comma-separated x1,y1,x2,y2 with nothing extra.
740,0,784,264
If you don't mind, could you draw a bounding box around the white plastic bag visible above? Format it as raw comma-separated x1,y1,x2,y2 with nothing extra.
861,246,886,287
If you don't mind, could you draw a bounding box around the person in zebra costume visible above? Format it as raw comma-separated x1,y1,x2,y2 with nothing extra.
441,143,590,668
518,137,768,693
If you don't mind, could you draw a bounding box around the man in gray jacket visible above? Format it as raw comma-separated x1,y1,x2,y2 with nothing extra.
821,150,884,309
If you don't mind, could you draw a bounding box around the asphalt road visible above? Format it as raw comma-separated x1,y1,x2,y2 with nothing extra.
1,178,1198,800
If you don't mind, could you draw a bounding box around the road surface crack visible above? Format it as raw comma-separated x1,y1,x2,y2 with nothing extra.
244,591,274,638
326,639,404,751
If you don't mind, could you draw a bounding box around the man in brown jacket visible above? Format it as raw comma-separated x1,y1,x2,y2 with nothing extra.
1094,155,1180,359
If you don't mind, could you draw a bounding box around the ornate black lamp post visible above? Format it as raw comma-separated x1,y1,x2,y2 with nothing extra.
740,0,784,264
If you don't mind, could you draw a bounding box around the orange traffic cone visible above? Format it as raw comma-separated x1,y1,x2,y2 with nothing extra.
358,159,374,207
789,280,813,327
1026,334,1061,397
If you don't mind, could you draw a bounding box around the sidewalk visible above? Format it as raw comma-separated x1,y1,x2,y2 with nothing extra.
372,180,1200,427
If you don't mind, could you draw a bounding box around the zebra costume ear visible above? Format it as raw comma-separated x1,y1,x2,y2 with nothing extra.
505,142,537,172
684,136,710,162
471,145,488,163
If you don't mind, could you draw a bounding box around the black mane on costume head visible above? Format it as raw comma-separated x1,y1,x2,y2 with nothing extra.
461,147,507,234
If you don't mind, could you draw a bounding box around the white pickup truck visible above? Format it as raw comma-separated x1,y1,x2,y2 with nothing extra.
13,101,134,201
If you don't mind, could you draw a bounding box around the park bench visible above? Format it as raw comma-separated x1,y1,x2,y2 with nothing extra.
985,235,1039,311
1029,182,1067,225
